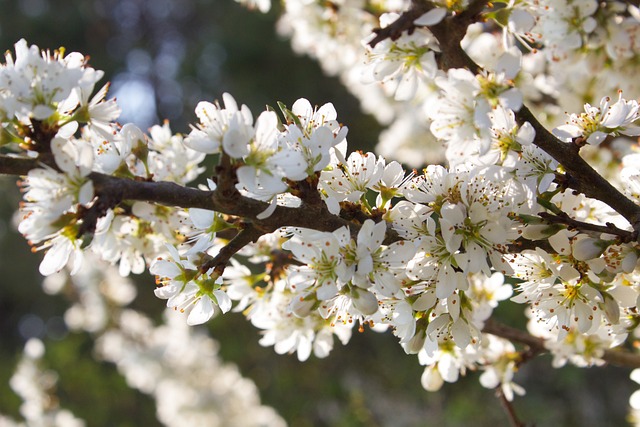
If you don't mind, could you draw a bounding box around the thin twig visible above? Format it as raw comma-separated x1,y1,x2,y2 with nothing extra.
537,211,635,242
200,223,265,275
368,0,433,48
495,386,526,427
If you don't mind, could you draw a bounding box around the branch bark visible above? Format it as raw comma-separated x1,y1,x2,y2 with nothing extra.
0,154,355,235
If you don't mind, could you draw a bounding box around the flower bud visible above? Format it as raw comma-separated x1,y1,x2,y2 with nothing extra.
421,365,444,392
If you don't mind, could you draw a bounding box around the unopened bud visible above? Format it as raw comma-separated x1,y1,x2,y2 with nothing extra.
421,365,444,392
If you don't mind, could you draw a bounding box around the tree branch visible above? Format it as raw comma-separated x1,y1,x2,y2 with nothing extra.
368,0,433,48
0,153,355,236
537,211,635,242
406,2,640,232
516,107,640,231
0,154,53,175
201,223,266,275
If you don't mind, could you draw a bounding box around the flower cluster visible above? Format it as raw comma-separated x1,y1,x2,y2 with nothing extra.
6,1,640,420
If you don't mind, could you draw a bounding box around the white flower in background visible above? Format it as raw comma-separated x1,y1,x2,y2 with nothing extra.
630,369,640,425
183,92,254,154
364,13,440,101
283,228,348,301
235,0,271,13
0,39,90,122
319,151,384,204
148,121,205,184
151,245,232,325
98,310,288,426
58,79,121,139
36,255,287,426
375,112,446,168
533,0,598,60
341,219,416,297
428,68,493,163
620,152,640,206
553,93,640,145
279,98,348,175
478,335,525,401
418,341,478,391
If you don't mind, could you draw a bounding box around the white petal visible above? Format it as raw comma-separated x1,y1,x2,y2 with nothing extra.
516,122,535,145
479,369,500,389
214,289,232,313
78,181,94,206
414,8,446,26
256,198,278,219
448,293,460,321
189,208,215,229
222,127,251,158
187,297,215,325
438,353,459,383
154,283,180,299
324,196,341,215
451,318,471,348
39,240,72,276
496,48,521,80
552,125,581,142
222,92,239,112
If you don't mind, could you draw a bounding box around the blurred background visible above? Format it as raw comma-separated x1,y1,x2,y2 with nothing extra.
0,0,635,425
